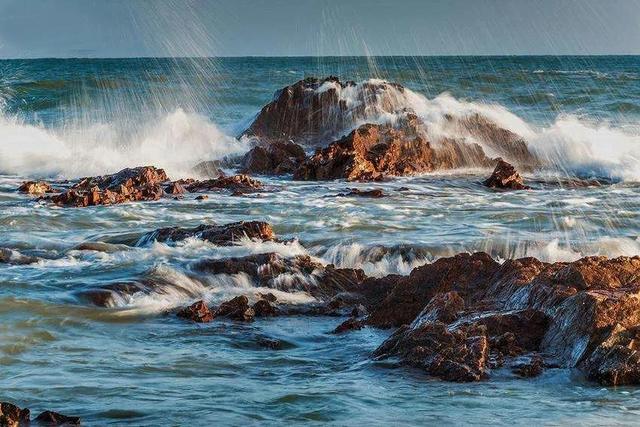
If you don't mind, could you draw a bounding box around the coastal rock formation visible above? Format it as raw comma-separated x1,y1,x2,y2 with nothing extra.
335,188,385,198
483,159,530,190
240,141,306,175
139,221,275,246
176,300,215,323
34,411,81,426
215,295,255,321
48,166,168,207
242,76,537,177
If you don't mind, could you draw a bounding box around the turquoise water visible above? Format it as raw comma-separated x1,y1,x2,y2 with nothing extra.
1,57,640,425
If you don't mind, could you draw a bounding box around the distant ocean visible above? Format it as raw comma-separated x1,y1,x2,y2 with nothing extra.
2,56,640,425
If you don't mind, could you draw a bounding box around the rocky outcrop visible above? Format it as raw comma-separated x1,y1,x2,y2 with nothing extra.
0,403,79,427
18,180,55,195
294,118,493,182
215,295,255,321
176,300,215,323
48,166,168,207
335,188,385,198
240,141,306,175
483,159,530,190
139,221,275,246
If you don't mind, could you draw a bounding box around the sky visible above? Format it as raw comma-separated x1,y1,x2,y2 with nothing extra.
1,0,640,58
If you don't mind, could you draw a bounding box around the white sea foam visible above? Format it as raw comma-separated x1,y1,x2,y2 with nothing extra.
0,109,248,180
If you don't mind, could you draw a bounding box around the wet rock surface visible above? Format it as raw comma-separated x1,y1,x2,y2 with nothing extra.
139,221,275,246
182,174,263,193
0,403,79,426
240,141,306,175
176,300,215,323
18,180,55,195
483,159,530,190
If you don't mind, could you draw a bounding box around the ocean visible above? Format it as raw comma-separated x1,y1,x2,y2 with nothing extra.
1,56,640,425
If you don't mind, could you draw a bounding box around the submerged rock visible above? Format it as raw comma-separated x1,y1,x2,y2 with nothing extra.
34,410,81,426
333,317,365,334
139,221,275,246
335,188,385,198
177,300,215,323
0,248,39,265
240,141,306,175
483,159,530,190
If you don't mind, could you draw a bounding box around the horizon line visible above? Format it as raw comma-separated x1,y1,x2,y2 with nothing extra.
2,54,640,61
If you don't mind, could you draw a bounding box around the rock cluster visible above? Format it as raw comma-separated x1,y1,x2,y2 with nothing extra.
240,141,306,175
0,402,79,426
176,295,279,323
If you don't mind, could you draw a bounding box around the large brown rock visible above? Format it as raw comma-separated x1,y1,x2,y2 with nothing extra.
483,159,529,190
139,221,275,246
183,174,262,193
34,410,81,426
368,252,500,328
215,295,255,321
240,141,306,175
18,180,54,195
176,300,215,323
48,166,168,207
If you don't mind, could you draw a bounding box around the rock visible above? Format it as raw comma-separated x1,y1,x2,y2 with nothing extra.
139,221,275,246
241,76,406,146
240,141,306,175
185,174,262,193
336,188,385,198
483,159,530,190
193,252,365,301
195,195,208,200
34,410,81,426
18,180,54,195
512,354,545,378
48,166,168,207
258,292,277,302
256,337,284,350
373,322,489,382
367,252,500,328
0,248,39,265
410,291,464,327
165,182,185,195
333,317,365,334
176,300,214,323
192,160,224,178
0,402,30,426
216,296,255,321
253,299,278,317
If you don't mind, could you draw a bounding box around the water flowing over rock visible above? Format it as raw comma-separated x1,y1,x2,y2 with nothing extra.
139,221,275,246
483,159,530,190
335,188,385,198
240,141,306,175
367,253,640,384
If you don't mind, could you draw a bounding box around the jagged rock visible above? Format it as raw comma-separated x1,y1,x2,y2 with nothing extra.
483,159,529,190
48,166,168,207
185,174,262,193
335,188,385,198
373,322,489,382
253,299,278,317
0,402,30,426
176,300,214,323
333,317,365,334
240,141,306,175
139,221,275,246
216,296,255,321
34,410,81,426
18,180,54,195
410,291,464,327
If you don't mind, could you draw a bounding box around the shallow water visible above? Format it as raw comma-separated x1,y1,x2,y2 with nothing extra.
2,56,640,425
